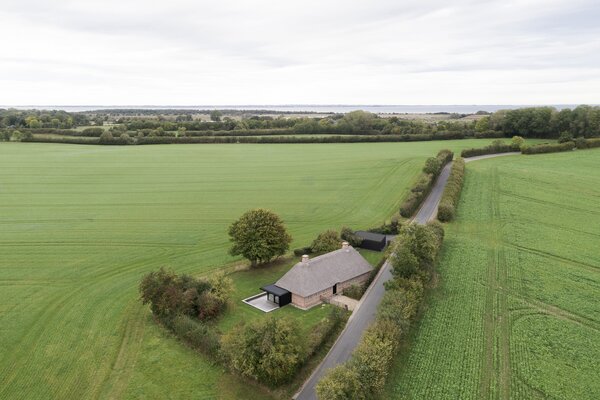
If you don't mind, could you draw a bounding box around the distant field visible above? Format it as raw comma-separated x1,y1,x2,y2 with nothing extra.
385,149,600,399
0,139,535,399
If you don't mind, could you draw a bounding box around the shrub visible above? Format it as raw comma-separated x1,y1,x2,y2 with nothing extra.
511,135,525,148
340,227,363,247
316,364,363,400
99,131,114,144
521,141,575,154
81,127,104,136
221,316,303,386
228,209,292,266
0,130,10,141
390,224,443,279
119,133,134,144
139,267,230,320
343,284,365,300
558,131,573,143
350,321,399,396
460,140,517,157
293,246,313,256
399,150,453,218
437,158,465,222
367,217,400,235
171,315,221,358
311,229,342,253
307,307,347,357
575,137,588,149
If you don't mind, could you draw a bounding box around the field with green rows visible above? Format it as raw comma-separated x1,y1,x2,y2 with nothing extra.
385,149,600,399
0,139,509,400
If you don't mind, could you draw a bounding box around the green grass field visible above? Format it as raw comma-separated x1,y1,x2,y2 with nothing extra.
385,149,600,399
0,139,533,399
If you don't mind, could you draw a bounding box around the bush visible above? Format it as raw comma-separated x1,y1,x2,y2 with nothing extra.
521,141,575,154
460,140,517,157
340,227,363,247
170,315,221,358
293,246,313,257
316,364,363,400
399,150,453,218
307,308,347,357
98,131,114,144
390,224,443,279
558,131,573,143
311,229,342,253
437,158,465,222
221,316,303,386
350,321,399,396
228,209,292,266
343,284,365,300
367,217,401,235
120,133,134,144
139,267,231,320
81,127,104,136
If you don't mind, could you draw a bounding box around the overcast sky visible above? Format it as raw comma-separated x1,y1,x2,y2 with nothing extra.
1,0,599,105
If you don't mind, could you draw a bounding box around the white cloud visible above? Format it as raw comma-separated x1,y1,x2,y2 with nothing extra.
0,0,598,105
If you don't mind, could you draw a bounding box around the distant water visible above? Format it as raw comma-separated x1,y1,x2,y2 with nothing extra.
1,104,583,114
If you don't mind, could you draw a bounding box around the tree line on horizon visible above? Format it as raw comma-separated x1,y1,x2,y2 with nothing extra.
2,105,600,140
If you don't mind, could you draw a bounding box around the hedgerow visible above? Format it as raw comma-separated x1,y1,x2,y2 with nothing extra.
460,139,519,157
437,158,466,222
521,141,575,154
399,150,454,218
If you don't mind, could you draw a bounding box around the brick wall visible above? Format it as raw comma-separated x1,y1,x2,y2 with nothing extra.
291,271,372,309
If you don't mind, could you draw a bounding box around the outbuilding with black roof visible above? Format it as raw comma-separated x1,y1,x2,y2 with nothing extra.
354,230,387,251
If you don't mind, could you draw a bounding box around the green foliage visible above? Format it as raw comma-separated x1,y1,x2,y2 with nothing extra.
423,157,441,174
210,110,223,122
98,131,114,143
460,139,518,157
390,224,443,279
228,208,292,266
558,131,573,143
316,365,363,400
311,229,342,253
437,158,466,222
400,149,454,217
340,227,363,247
342,284,365,300
138,267,230,320
511,135,524,148
521,141,575,154
170,315,221,358
221,316,303,386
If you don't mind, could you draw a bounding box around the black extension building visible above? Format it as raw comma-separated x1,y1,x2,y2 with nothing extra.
260,284,292,307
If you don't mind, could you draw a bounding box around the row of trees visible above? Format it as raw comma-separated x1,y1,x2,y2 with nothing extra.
0,109,89,129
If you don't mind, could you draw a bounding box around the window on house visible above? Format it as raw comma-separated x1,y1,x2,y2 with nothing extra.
274,295,279,304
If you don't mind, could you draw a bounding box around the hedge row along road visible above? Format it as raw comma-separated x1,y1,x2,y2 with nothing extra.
295,151,522,400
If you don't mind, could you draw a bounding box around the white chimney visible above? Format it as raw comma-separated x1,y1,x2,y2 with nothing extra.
342,241,349,251
302,254,309,263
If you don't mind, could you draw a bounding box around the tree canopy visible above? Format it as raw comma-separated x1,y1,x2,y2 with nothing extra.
228,208,292,266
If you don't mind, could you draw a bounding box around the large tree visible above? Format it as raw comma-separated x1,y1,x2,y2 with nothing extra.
228,208,292,266
221,316,302,385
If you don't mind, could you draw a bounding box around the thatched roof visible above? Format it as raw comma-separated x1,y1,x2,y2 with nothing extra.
275,246,372,297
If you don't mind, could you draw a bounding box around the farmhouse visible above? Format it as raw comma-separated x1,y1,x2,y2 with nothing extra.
261,242,373,309
355,230,387,251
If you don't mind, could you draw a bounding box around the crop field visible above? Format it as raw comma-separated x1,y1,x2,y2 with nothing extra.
0,139,513,400
385,149,600,399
